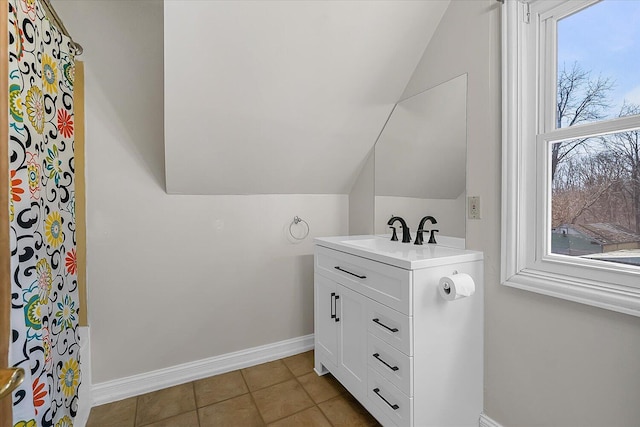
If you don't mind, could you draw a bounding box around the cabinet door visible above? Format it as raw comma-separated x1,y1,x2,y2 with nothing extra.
314,274,338,367
337,284,367,397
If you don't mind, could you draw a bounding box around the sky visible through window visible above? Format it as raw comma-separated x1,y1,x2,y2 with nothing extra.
558,0,640,117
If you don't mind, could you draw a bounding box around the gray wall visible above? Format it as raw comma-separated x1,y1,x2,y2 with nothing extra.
162,1,450,195
406,1,640,425
348,151,374,235
55,0,348,385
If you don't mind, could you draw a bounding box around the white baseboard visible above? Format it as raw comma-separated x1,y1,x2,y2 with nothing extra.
480,413,504,427
92,334,314,407
76,326,92,427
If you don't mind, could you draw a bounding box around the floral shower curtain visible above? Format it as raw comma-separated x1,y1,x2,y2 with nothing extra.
7,0,80,426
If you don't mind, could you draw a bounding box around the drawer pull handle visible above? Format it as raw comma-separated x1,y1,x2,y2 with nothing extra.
373,387,399,410
373,353,399,371
334,266,367,279
372,318,399,333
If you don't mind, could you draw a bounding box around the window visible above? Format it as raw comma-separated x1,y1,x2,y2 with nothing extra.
502,0,640,316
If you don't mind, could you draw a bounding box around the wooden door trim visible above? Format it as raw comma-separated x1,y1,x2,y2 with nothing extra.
1,0,14,424
75,61,87,326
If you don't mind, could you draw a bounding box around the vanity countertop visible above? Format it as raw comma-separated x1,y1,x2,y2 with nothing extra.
315,235,483,270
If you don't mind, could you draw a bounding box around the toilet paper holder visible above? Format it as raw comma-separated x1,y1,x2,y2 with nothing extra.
442,271,457,295
439,270,475,301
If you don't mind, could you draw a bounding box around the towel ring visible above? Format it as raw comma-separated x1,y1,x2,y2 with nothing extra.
289,216,310,240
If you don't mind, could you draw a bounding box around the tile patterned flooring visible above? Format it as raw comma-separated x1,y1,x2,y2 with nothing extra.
87,351,381,426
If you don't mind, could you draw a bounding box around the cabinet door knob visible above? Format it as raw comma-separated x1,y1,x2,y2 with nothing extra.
372,318,398,333
373,387,399,410
372,353,399,371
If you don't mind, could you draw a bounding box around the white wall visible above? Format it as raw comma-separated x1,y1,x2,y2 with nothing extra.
55,0,348,386
406,1,640,426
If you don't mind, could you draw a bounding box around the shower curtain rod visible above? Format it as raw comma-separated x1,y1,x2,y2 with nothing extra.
40,0,83,55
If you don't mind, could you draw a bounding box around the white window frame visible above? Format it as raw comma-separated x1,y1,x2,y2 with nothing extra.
501,0,640,317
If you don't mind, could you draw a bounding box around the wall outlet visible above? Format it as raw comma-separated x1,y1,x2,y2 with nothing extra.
468,196,481,219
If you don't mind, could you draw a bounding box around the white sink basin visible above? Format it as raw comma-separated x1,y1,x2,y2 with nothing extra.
315,235,482,270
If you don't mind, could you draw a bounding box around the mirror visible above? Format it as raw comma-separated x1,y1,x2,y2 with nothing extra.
374,73,467,240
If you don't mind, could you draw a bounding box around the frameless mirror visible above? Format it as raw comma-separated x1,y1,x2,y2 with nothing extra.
374,73,467,240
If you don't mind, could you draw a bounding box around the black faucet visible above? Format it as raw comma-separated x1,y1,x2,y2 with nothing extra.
414,216,438,245
387,216,411,243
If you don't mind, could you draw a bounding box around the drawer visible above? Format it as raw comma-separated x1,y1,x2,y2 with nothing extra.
367,334,413,396
315,246,412,314
366,297,412,356
367,367,412,426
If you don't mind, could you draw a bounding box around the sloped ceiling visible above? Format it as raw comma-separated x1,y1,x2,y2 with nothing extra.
164,0,450,194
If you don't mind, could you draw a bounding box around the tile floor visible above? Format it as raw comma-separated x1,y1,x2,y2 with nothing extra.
87,351,381,426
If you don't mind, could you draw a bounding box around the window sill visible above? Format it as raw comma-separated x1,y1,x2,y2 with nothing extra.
504,269,640,317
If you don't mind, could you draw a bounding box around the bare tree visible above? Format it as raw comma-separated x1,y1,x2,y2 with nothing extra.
552,62,614,180
606,103,640,232
553,101,640,232
552,146,623,226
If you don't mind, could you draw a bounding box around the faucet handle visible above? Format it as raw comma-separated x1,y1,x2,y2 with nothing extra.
428,229,439,244
402,226,412,243
389,226,398,241
414,229,426,245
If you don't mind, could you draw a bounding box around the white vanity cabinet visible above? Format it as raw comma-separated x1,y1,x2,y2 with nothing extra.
314,236,484,427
